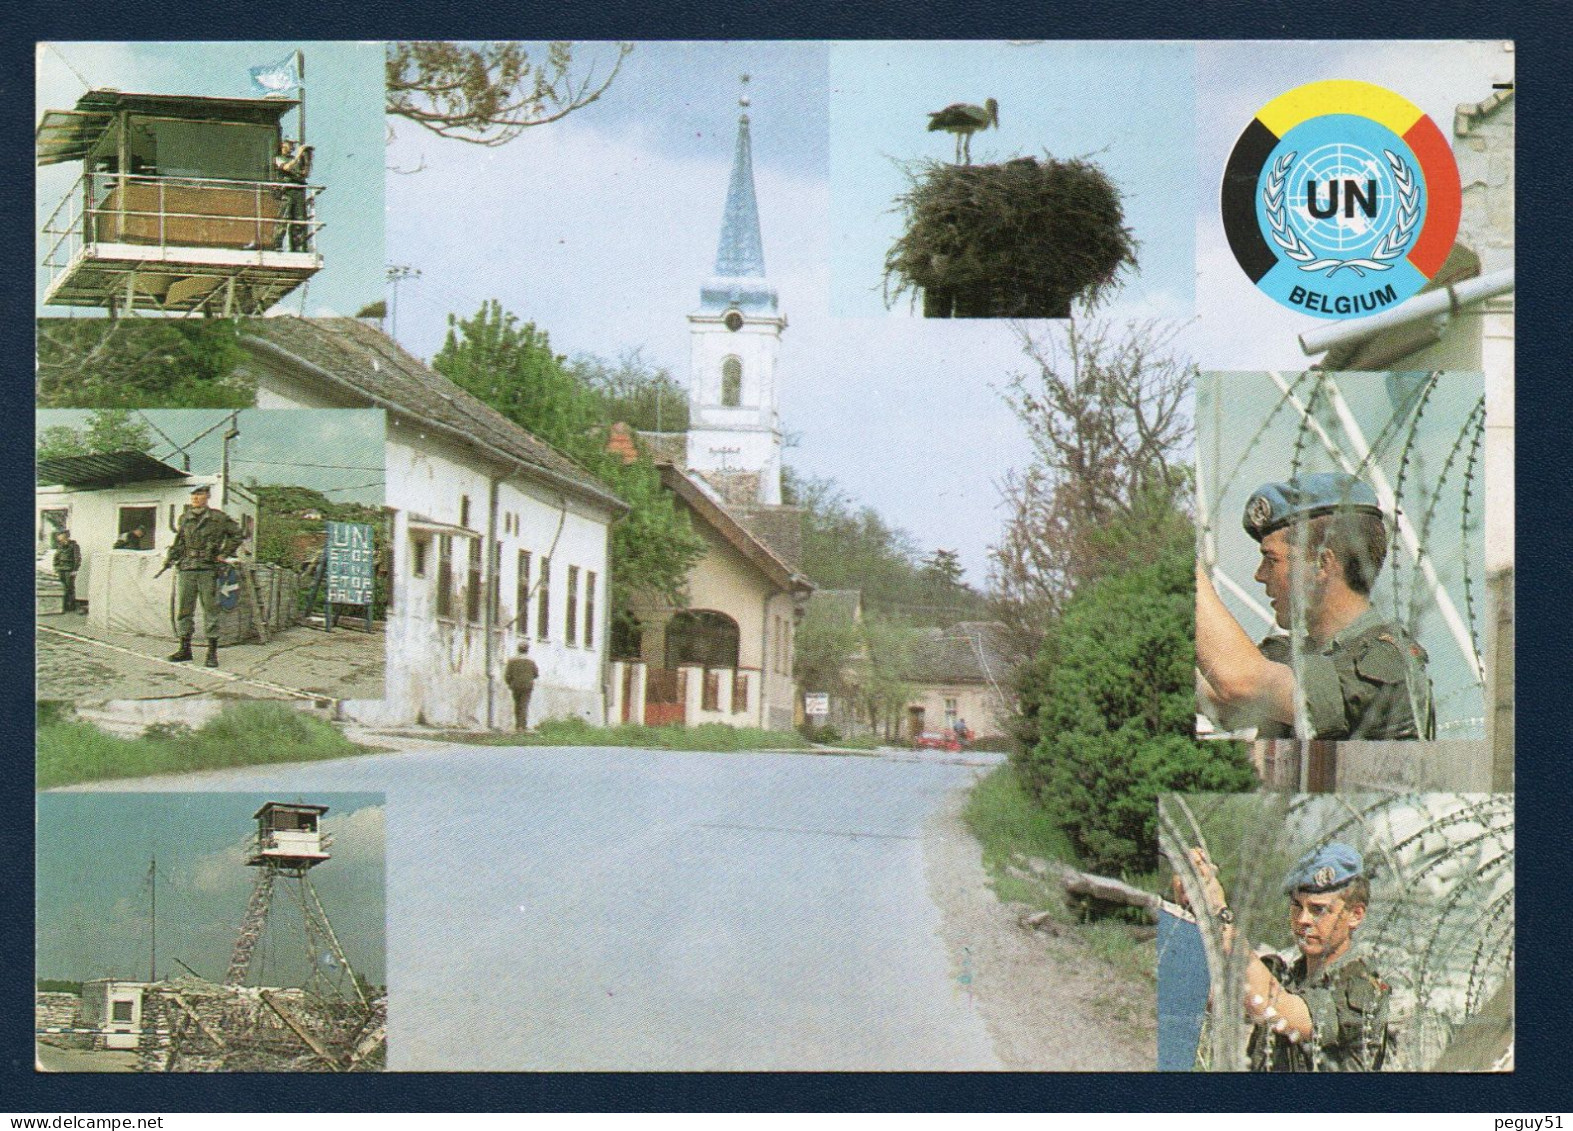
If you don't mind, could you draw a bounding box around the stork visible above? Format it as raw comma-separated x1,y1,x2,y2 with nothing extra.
927,98,999,165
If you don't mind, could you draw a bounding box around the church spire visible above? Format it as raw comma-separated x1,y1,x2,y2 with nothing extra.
701,75,777,313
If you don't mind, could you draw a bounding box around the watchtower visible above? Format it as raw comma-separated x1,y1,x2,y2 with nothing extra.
246,801,331,869
37,89,322,315
226,801,365,1010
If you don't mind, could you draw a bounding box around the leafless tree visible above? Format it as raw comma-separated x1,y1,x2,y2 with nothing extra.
989,318,1194,655
386,42,633,147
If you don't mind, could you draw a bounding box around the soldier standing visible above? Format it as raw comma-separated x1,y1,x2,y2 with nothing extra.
1196,471,1434,740
1184,843,1392,1072
52,529,82,614
503,640,540,731
162,485,243,668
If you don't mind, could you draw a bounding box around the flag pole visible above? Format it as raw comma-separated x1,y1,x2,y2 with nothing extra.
296,48,306,145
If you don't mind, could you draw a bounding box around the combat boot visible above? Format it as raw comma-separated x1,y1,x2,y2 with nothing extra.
204,639,220,668
167,637,194,662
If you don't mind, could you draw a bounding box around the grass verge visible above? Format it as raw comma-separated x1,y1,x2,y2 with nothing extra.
961,761,1156,985
37,702,378,789
420,718,811,752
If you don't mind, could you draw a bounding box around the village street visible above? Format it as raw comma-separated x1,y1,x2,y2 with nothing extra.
58,742,1152,1071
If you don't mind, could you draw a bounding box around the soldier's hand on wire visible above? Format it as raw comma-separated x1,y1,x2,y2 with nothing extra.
1191,847,1228,914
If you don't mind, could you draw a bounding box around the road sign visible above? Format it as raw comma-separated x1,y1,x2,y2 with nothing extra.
324,521,375,606
804,693,830,716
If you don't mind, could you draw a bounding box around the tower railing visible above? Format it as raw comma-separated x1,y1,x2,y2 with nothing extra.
41,171,324,285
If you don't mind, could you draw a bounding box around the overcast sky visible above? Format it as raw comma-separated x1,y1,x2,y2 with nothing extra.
386,40,1510,590
37,792,385,986
37,408,386,505
35,41,385,319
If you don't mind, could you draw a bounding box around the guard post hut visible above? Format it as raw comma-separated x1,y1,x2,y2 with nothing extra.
79,979,148,1050
247,802,332,872
37,89,322,315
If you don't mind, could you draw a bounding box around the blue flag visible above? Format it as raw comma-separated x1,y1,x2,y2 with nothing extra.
249,55,299,97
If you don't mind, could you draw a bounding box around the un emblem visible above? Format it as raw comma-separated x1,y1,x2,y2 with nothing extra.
1222,80,1460,319
1314,865,1337,889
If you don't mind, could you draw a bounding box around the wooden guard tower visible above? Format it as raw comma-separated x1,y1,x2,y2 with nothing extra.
226,802,366,1009
37,90,323,316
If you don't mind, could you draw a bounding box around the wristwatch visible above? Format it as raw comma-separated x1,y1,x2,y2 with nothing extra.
1216,906,1235,925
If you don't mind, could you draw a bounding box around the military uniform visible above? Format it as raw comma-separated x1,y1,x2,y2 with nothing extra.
1256,609,1434,740
52,536,82,613
163,501,243,659
1240,473,1434,741
1249,945,1392,1071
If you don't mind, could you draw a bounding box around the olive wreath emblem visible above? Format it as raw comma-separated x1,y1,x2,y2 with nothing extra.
1263,149,1420,278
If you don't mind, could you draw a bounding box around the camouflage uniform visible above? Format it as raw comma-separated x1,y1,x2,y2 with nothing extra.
52,536,82,613
164,505,243,640
1256,608,1435,740
1249,945,1392,1071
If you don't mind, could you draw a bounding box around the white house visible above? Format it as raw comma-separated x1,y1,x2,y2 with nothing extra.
244,316,626,729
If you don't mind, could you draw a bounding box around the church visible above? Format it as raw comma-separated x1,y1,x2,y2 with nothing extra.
608,90,813,733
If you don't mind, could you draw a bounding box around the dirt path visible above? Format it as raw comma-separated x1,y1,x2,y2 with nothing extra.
923,778,1156,1070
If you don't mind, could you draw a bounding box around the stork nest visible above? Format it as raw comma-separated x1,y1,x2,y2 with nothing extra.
884,154,1138,318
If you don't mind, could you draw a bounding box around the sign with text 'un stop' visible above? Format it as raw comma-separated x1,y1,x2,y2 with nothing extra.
325,521,375,606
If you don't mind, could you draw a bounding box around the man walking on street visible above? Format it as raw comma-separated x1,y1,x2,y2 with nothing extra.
52,529,82,614
504,640,540,731
163,485,243,668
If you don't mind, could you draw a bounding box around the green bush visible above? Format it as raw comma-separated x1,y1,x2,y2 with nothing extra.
37,702,373,788
1014,538,1254,876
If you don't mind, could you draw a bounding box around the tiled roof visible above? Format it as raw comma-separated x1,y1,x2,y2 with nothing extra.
907,621,1011,684
241,317,625,513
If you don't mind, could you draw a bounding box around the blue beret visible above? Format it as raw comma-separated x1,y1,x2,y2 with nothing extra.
1243,472,1384,542
1282,842,1365,894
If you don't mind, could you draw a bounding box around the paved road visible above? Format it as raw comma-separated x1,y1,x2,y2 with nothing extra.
62,744,1003,1070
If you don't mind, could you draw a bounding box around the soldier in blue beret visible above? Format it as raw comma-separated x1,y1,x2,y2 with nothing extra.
1183,843,1391,1071
1196,471,1434,741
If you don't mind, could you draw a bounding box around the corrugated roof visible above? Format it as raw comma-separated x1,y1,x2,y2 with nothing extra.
36,450,189,489
240,317,626,514
36,89,296,166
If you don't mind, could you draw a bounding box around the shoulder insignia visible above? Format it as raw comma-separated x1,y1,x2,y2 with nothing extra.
1354,636,1408,684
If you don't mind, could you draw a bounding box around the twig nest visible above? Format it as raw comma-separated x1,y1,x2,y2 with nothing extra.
885,154,1138,319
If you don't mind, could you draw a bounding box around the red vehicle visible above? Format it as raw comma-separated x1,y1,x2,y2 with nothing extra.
913,730,964,752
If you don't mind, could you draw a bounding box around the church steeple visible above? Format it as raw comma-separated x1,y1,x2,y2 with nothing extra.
700,76,778,315
686,74,787,508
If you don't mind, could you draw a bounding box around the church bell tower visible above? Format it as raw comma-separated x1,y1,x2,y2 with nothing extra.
686,76,787,507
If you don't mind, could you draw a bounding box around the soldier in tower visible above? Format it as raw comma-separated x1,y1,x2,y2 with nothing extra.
162,485,242,668
1196,472,1433,740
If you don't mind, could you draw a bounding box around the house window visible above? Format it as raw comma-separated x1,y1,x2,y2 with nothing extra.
516,550,531,636
721,356,743,407
436,535,453,618
585,570,597,649
566,566,580,645
732,671,749,714
537,557,551,640
703,669,721,712
115,505,157,550
489,540,502,624
944,697,959,727
111,1000,134,1023
411,534,429,578
459,494,471,529
466,538,483,623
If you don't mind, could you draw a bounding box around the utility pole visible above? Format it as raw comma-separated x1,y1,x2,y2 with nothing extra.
147,856,157,983
386,265,422,343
